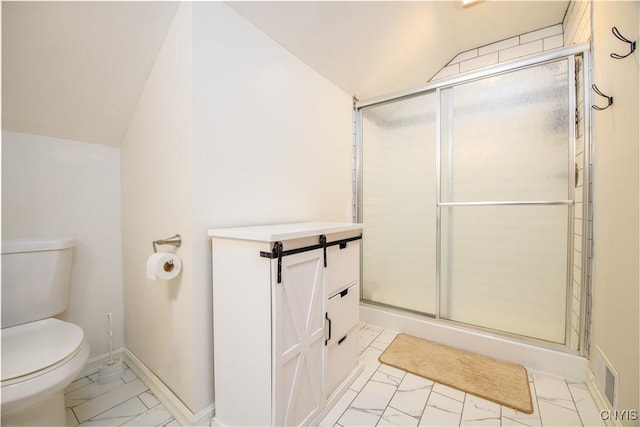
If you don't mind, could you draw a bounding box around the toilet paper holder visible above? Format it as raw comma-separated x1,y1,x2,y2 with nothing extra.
152,234,182,253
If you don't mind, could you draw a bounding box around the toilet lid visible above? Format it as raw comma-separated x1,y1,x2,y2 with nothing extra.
1,318,84,382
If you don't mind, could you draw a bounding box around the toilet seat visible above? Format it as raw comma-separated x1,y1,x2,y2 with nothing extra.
1,318,85,385
1,317,89,417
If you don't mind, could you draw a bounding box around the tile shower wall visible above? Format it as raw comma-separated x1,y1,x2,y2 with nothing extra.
355,24,570,224
571,56,586,352
430,24,564,81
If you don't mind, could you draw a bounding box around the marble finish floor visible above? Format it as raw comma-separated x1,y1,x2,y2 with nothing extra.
64,361,178,426
65,322,604,426
320,323,605,427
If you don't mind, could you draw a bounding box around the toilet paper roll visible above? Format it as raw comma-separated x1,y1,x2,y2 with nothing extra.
146,253,182,281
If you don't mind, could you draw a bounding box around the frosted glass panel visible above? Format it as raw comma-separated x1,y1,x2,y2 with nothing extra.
441,59,571,202
361,93,436,315
440,205,569,343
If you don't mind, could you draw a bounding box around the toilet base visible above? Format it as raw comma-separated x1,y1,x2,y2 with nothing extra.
1,390,66,426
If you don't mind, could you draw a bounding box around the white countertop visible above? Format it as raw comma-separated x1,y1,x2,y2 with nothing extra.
208,221,363,242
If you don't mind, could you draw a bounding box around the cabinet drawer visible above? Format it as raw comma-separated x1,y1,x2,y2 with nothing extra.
325,327,358,396
326,283,359,346
325,240,360,297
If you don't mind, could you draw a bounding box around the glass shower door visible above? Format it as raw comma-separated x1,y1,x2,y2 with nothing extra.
439,59,573,344
361,92,437,315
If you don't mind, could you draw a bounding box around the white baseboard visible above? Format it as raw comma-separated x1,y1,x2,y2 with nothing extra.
121,348,215,426
77,347,214,424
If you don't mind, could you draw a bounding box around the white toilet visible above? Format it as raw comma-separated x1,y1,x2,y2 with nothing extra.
1,237,90,426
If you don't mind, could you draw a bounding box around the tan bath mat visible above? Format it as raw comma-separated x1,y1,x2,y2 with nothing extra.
379,333,533,414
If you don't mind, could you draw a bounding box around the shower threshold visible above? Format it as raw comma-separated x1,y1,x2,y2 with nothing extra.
359,302,588,381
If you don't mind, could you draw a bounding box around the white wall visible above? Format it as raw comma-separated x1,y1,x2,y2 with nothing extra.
591,1,639,421
1,130,124,358
121,1,353,416
120,1,198,414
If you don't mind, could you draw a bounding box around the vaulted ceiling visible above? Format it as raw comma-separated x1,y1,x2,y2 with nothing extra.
229,1,569,101
2,1,180,147
2,1,569,148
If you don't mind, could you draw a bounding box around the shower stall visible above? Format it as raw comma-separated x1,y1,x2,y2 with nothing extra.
356,44,592,357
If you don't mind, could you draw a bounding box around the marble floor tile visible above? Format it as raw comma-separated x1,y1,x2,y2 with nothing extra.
349,346,383,392
318,389,358,426
339,371,400,426
532,372,577,411
419,390,464,426
66,376,94,393
80,396,147,425
65,360,175,427
370,329,399,351
359,325,383,353
537,400,583,426
501,416,532,426
501,382,541,427
122,405,174,426
66,408,79,427
65,378,126,408
73,379,148,423
378,361,407,380
388,373,433,418
122,368,138,383
78,415,135,426
432,383,466,403
339,405,383,427
378,406,420,427
460,394,501,426
568,382,606,427
139,390,161,409
64,323,605,427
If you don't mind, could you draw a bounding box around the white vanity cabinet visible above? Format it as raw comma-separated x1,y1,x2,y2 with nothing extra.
209,222,363,427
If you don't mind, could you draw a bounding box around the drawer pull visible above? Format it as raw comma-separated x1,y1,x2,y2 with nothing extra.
338,335,347,345
340,288,349,298
325,313,332,345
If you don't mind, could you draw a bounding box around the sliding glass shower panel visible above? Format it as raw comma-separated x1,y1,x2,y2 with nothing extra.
361,92,437,315
440,59,571,202
439,58,573,344
440,205,569,343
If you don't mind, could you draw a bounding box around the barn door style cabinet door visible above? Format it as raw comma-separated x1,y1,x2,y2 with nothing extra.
209,222,363,427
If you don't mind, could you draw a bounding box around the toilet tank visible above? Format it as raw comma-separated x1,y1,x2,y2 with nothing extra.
1,237,76,328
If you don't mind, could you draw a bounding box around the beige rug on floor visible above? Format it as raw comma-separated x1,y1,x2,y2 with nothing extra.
379,333,534,414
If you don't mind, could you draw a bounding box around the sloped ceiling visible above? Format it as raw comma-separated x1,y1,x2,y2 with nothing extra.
1,1,568,148
229,1,570,101
2,1,180,147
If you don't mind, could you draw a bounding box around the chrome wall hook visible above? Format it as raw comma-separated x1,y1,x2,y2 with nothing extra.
592,84,613,111
610,27,636,59
152,234,182,253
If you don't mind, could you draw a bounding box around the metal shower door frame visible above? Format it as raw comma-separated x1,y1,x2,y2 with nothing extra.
355,43,592,356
